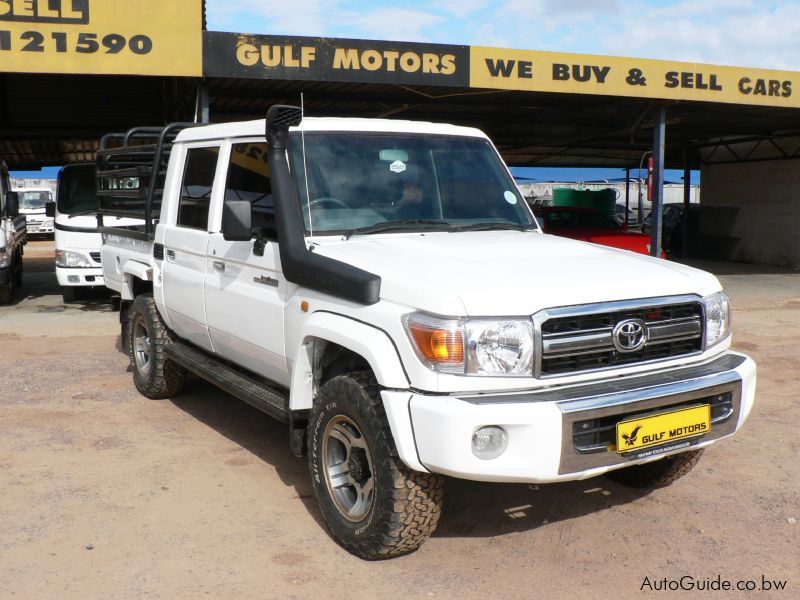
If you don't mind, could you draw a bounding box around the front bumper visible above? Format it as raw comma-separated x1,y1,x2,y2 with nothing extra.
382,352,756,483
26,222,54,234
56,266,104,287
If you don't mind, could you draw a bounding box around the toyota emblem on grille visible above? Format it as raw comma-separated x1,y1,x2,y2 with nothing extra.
612,319,648,352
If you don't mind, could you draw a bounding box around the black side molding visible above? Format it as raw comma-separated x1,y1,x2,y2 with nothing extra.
266,105,382,306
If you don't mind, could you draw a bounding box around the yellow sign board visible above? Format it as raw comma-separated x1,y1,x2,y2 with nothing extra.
616,405,710,454
471,47,800,108
0,0,202,76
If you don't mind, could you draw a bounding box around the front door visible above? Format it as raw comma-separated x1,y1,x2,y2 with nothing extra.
204,141,288,386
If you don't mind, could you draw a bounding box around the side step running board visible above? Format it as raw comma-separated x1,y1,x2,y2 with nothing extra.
165,341,290,423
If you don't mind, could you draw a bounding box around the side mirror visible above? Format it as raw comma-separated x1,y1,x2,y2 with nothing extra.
45,201,56,217
221,200,253,241
5,191,19,217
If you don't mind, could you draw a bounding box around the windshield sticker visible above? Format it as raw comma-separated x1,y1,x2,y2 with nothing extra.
389,160,407,173
504,191,518,205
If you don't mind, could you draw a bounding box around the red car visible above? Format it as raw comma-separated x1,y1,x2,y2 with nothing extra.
534,206,665,257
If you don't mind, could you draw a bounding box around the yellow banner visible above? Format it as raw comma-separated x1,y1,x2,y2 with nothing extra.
0,0,202,76
471,47,800,108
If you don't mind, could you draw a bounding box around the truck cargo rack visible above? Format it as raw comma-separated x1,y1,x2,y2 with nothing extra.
96,123,200,240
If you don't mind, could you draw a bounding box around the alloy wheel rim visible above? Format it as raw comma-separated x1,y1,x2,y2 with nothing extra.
322,415,375,522
132,318,151,375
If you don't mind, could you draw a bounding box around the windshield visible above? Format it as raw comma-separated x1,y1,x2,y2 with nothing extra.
289,133,534,234
57,166,96,214
18,190,52,209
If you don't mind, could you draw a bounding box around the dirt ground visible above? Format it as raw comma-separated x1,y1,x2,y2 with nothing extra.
1,241,797,599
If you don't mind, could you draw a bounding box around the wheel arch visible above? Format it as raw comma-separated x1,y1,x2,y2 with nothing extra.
288,311,409,412
120,261,153,300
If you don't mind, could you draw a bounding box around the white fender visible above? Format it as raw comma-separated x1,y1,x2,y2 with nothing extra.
289,311,409,411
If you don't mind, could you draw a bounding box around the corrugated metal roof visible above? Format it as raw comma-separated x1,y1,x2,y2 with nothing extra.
2,71,800,169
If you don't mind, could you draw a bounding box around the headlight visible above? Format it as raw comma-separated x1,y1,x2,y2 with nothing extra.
55,250,93,268
703,291,731,348
0,250,9,269
465,319,533,376
403,312,534,376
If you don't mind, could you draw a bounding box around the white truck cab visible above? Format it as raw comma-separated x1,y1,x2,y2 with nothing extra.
54,164,139,302
15,186,54,237
99,108,756,560
0,162,26,303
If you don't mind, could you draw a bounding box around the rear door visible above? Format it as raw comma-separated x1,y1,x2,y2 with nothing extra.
204,140,289,386
160,144,221,352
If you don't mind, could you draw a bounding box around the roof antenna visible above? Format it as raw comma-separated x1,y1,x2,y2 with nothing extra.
300,93,313,238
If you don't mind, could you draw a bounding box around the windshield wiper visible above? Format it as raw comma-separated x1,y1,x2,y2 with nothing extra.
67,209,98,219
449,222,537,233
344,219,451,239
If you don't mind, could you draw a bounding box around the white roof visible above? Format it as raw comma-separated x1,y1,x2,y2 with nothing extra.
175,116,488,143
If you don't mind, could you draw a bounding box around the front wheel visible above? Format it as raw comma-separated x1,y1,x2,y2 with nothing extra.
129,294,186,399
308,372,444,560
0,281,11,304
607,448,704,488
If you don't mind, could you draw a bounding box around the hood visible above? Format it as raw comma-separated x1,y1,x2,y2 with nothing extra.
311,230,721,315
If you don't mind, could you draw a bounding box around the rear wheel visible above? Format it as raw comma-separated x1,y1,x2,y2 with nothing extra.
607,449,704,488
308,371,445,560
129,293,186,399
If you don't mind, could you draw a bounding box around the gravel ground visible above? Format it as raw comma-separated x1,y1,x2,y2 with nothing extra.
0,241,797,599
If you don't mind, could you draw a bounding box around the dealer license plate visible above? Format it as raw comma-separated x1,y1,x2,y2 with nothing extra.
616,405,710,454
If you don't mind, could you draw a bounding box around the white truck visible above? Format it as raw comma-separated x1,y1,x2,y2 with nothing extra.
15,186,55,237
100,107,757,560
53,163,140,302
1,162,27,304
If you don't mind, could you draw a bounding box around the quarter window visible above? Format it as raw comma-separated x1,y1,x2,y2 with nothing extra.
177,147,219,229
224,142,275,240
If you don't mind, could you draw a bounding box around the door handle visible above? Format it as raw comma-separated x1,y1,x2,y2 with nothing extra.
166,249,175,260
213,260,225,273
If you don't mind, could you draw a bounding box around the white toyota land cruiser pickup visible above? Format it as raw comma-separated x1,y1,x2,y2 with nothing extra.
99,107,756,560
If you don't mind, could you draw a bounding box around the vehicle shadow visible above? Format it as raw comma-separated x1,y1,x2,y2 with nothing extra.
170,378,650,539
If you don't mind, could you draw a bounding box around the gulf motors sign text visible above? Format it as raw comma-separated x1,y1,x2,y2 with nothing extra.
203,33,469,87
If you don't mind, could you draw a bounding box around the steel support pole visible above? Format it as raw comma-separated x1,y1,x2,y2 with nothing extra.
650,106,666,257
195,79,210,124
624,167,630,226
682,163,691,259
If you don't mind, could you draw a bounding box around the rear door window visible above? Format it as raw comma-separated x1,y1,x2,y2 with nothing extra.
177,147,219,230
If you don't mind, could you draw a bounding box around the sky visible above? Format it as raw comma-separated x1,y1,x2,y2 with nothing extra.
205,0,800,71
16,0,791,182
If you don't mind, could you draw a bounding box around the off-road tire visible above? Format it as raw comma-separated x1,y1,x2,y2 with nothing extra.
129,293,186,399
61,286,76,303
13,250,23,287
607,448,704,488
308,371,445,560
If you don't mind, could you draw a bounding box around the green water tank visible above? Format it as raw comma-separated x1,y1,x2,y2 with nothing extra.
552,188,616,220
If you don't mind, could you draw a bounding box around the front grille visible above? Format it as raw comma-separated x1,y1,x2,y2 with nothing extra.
538,298,704,377
572,392,734,454
89,252,102,264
